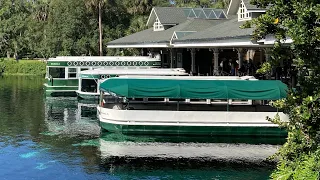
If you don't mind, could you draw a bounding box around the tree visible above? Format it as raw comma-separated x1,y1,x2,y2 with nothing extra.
0,0,32,58
85,0,114,56
45,0,91,56
245,0,320,178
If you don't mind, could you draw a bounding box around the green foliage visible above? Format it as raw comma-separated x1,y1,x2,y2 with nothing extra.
0,58,5,72
271,149,320,180
256,61,271,74
247,0,320,179
0,0,227,58
1,59,46,76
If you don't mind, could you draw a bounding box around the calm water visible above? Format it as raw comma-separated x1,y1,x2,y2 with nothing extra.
0,76,284,180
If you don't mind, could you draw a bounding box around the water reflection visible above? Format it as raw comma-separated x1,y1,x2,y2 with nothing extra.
44,97,100,137
0,76,286,179
97,133,278,180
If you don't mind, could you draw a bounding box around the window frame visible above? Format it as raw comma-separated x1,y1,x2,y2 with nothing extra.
238,0,252,21
67,67,78,79
153,17,164,31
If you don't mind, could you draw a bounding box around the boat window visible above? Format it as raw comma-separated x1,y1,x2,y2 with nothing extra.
68,68,77,78
49,67,65,78
81,68,89,71
81,79,97,93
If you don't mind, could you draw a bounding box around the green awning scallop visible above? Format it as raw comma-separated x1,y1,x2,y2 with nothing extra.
100,78,288,100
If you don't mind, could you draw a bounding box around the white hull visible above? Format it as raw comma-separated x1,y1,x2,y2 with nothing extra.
98,107,287,127
76,90,99,99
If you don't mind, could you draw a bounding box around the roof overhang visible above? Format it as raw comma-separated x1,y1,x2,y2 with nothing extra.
173,40,271,48
107,43,170,48
172,36,263,48
257,35,293,44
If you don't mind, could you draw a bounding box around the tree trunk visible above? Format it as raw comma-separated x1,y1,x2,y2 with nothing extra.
99,1,103,56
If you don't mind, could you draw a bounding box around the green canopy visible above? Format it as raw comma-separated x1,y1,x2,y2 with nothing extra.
99,78,288,100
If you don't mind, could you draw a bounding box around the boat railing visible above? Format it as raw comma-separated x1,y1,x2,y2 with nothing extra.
125,98,253,105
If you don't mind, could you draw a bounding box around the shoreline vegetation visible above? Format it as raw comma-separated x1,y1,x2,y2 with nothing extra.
0,58,46,76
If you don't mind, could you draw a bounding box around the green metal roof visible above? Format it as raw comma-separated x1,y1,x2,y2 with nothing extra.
100,78,288,100
152,7,227,25
107,19,221,46
174,15,254,43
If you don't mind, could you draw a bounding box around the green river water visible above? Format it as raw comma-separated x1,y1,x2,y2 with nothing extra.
0,76,285,180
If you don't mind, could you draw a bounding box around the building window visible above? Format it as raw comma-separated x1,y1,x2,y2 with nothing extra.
153,17,164,31
68,68,77,78
238,0,251,21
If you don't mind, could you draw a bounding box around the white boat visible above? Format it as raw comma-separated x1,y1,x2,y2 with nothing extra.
97,76,289,137
76,68,189,99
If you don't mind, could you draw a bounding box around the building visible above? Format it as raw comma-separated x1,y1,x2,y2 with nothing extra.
107,0,292,78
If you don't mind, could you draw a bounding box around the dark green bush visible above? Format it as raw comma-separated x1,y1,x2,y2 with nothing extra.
1,59,46,76
271,149,320,179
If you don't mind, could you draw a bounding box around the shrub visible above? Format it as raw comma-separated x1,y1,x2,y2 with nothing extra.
1,59,46,76
271,149,320,179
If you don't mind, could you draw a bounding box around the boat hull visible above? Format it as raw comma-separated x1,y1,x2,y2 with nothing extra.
98,107,288,137
76,90,99,100
44,83,78,97
44,78,78,97
100,121,286,137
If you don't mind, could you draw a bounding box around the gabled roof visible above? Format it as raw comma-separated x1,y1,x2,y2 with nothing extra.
108,19,221,47
174,15,254,43
146,7,227,27
227,0,268,15
107,5,270,48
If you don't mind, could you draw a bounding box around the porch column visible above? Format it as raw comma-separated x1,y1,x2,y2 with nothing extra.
236,48,244,68
190,48,196,74
212,48,219,74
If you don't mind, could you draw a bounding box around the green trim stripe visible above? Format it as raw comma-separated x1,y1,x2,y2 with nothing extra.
100,121,287,137
47,61,161,67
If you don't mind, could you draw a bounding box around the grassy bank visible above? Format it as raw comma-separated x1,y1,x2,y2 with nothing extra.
0,58,46,76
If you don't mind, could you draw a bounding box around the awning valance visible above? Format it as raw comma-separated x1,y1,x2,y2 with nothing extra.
100,77,288,100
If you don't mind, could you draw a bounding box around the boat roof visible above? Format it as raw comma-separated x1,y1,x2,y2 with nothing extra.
100,77,288,100
47,56,160,62
117,75,257,80
80,68,189,76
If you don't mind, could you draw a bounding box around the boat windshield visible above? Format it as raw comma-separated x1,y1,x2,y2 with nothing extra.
81,79,97,93
49,67,65,78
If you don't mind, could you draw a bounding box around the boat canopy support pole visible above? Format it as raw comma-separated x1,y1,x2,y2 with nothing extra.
227,99,229,112
190,48,196,75
170,48,175,68
177,101,180,111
